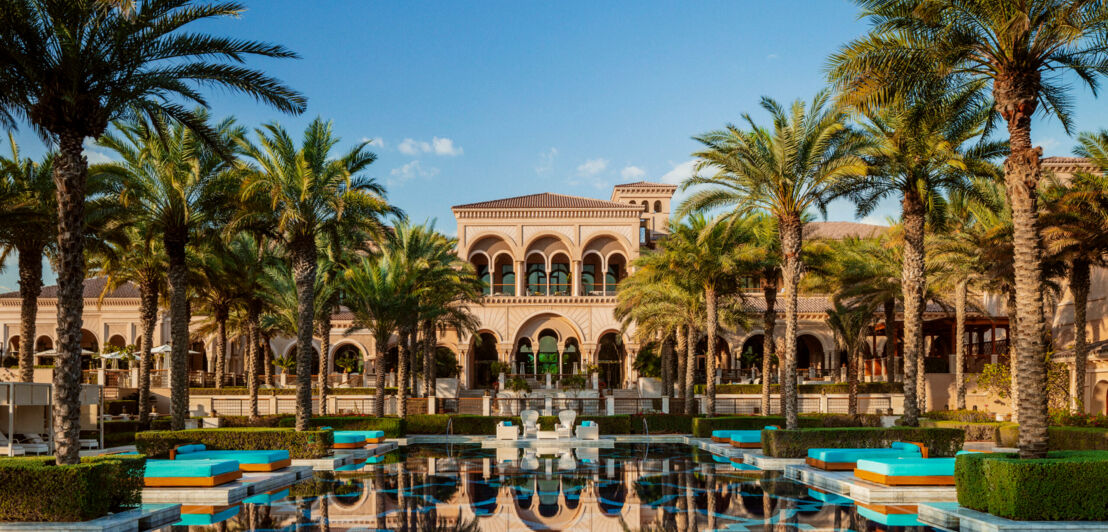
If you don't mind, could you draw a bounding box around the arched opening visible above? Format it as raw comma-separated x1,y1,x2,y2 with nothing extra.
493,253,515,296
384,345,399,375
597,333,624,388
582,253,603,296
107,335,127,350
80,329,98,370
562,338,580,375
467,471,497,516
653,200,662,212
189,341,208,372
1094,380,1108,416
536,329,560,375
332,343,363,373
525,254,547,296
796,335,825,372
740,334,765,372
6,335,18,355
472,333,500,388
471,253,491,295
35,335,52,353
605,254,627,295
468,235,513,296
515,338,534,375
598,478,626,515
548,252,571,296
694,337,731,380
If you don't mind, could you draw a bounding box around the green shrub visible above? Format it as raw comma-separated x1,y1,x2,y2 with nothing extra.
0,455,144,522
693,382,902,395
275,415,404,437
135,428,331,459
1048,426,1108,451
761,427,965,458
188,387,396,396
691,414,881,437
921,420,1002,442
631,414,694,434
957,451,1108,520
924,409,996,423
997,423,1019,447
219,415,284,428
105,399,137,416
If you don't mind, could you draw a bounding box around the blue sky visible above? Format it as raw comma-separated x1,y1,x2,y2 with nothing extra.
4,1,1106,291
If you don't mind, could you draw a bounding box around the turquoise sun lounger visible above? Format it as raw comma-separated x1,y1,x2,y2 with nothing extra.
805,441,925,470
176,505,240,526
856,505,923,527
333,430,386,448
172,444,291,472
853,450,979,485
729,426,779,448
710,425,779,445
144,458,242,487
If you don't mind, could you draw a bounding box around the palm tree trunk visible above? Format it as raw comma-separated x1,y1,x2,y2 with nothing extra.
1071,259,1090,412
762,282,777,416
706,471,717,531
955,280,967,410
262,331,273,386
685,324,696,414
918,333,928,414
317,313,332,416
997,78,1049,458
675,324,687,403
884,299,895,382
900,194,926,426
51,132,88,465
373,334,387,417
165,237,190,431
847,345,858,416
407,323,418,396
247,305,260,419
779,215,803,429
422,319,435,397
705,285,718,416
215,307,228,389
16,244,44,383
1005,289,1019,424
661,332,672,398
398,327,410,418
291,239,318,431
137,279,158,425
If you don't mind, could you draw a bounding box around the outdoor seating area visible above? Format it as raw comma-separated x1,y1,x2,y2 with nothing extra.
171,444,292,472
806,441,927,471
144,458,243,487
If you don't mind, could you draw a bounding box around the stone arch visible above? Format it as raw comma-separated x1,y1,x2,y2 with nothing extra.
653,200,662,212
512,313,584,347
470,331,501,388
331,341,365,373
468,235,516,296
35,335,52,352
596,331,625,389
1094,380,1108,416
107,334,127,350
6,335,18,355
466,234,514,261
796,334,825,371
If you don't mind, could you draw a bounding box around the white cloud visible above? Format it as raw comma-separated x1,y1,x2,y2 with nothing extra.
1039,137,1061,154
535,147,558,174
767,53,779,60
398,137,462,156
859,215,892,226
620,165,646,180
576,158,609,176
389,160,439,184
660,160,699,185
82,139,114,165
361,137,386,148
431,137,463,156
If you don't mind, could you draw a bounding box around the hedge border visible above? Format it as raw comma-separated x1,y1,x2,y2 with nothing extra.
762,427,965,458
957,450,1108,521
135,428,331,459
0,455,145,522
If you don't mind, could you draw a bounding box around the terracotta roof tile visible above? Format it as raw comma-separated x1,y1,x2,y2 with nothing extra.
0,277,139,299
452,192,643,210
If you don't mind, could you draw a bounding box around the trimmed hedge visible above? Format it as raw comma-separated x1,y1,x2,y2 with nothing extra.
693,382,902,395
924,409,996,423
690,414,882,438
0,454,145,522
275,416,404,437
135,428,332,459
631,414,695,434
921,420,1003,442
1048,426,1108,451
762,427,965,458
957,451,1108,521
189,387,396,396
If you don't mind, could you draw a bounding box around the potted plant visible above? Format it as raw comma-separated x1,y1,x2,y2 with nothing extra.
272,355,295,387
335,354,359,386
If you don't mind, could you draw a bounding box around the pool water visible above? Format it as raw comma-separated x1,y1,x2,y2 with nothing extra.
166,443,940,531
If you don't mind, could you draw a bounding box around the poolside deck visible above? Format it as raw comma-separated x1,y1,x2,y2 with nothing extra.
0,504,179,532
784,464,958,504
291,441,398,471
143,465,312,505
479,437,616,449
919,502,1108,532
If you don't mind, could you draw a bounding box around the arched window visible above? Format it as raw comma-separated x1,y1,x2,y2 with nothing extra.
536,330,559,374
653,200,662,212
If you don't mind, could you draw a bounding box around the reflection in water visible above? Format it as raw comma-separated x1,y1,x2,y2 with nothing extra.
167,443,938,531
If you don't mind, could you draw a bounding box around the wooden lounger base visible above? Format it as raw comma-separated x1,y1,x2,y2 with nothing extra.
240,459,291,472
181,504,237,515
805,457,856,470
145,470,242,487
730,441,761,449
853,468,955,486
333,442,366,449
711,436,728,443
367,437,384,443
856,501,919,515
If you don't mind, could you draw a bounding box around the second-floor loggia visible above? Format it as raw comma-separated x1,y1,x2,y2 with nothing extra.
471,252,627,297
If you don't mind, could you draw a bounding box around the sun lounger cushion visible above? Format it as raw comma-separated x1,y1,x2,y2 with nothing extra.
807,488,852,505
333,432,368,445
335,430,385,441
176,449,290,465
177,506,241,526
855,457,956,478
807,447,922,464
146,458,240,478
856,506,920,527
582,421,596,427
243,488,289,505
175,444,207,454
503,421,511,426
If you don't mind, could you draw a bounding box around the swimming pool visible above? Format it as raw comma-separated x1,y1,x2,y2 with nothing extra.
168,443,940,531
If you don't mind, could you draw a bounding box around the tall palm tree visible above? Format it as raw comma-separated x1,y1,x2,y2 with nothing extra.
825,300,877,415
195,239,242,389
238,118,395,430
828,0,1108,458
833,84,1004,425
0,0,303,463
344,254,405,418
95,111,242,430
222,233,278,418
87,225,166,424
750,214,782,415
1041,133,1108,411
679,91,869,428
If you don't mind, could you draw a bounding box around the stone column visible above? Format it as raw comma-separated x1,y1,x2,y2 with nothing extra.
572,260,582,296
515,260,525,297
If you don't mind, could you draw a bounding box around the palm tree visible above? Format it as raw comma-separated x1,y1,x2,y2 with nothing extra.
1041,132,1108,411
825,300,877,415
0,0,303,463
827,0,1108,458
679,91,869,428
238,118,395,430
344,254,404,418
833,84,1005,425
195,239,242,389
95,111,242,430
87,225,166,424
750,214,782,415
222,233,279,418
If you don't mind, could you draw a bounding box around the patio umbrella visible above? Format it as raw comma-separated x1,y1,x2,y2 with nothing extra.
34,349,96,357
150,344,201,355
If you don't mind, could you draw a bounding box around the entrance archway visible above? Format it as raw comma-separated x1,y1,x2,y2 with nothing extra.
332,343,363,373
514,338,534,375
796,335,824,371
562,338,580,374
536,329,559,374
1093,380,1108,415
471,333,500,388
597,333,623,388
